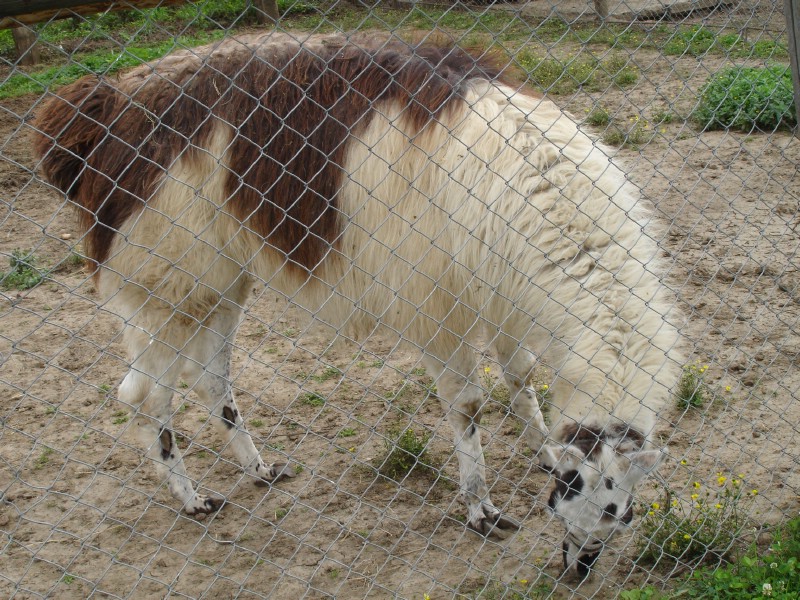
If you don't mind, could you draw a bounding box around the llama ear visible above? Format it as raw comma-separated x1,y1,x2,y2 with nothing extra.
539,444,586,473
620,450,663,487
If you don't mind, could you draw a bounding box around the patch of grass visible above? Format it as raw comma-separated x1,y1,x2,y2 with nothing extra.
378,427,435,480
1,249,48,290
635,469,759,570
0,32,224,99
630,516,800,599
676,361,709,409
111,410,129,424
602,115,654,149
338,427,357,438
585,107,611,127
694,65,796,132
310,366,342,383
301,392,325,408
34,446,54,469
250,418,264,428
517,51,639,95
481,367,510,407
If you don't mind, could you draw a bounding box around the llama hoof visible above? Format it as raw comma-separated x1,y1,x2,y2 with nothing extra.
469,511,520,539
184,495,225,518
254,462,296,487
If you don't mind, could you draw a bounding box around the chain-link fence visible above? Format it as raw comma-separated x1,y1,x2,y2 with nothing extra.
1,0,799,598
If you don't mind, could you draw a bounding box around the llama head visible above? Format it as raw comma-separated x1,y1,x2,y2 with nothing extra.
541,439,663,580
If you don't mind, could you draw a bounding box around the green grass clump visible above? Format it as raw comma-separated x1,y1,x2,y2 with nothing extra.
517,52,639,95
378,427,434,479
630,516,800,599
676,361,709,409
635,470,758,570
1,249,48,290
694,65,796,132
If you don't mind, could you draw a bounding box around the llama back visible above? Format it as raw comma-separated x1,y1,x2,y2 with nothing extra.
32,32,505,272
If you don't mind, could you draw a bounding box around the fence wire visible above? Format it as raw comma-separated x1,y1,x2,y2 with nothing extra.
1,0,799,598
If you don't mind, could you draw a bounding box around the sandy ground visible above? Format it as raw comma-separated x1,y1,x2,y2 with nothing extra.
1,4,800,599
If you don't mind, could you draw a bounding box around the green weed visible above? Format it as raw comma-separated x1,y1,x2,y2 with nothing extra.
301,392,325,408
585,107,612,127
676,361,709,409
1,249,47,290
635,470,758,570
694,65,796,132
378,427,435,479
661,515,800,598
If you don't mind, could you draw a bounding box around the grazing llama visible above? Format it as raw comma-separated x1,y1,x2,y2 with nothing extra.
33,32,680,578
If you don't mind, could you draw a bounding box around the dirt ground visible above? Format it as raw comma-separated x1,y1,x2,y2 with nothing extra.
1,3,800,599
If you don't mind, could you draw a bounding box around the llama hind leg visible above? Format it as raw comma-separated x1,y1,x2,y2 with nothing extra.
182,302,294,485
121,328,224,516
425,348,519,538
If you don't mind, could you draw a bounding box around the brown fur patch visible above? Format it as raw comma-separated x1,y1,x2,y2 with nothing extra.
32,33,515,271
559,423,645,458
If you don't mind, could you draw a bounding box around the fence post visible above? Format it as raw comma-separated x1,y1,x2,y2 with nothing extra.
252,0,279,23
12,25,40,65
785,0,800,136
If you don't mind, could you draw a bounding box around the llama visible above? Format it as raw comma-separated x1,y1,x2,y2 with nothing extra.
32,32,680,578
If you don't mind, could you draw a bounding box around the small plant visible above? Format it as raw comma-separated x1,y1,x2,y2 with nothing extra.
1,249,47,290
34,446,54,469
378,427,434,479
111,410,129,424
635,469,758,570
275,507,288,520
694,65,796,132
301,392,325,407
338,427,357,438
310,366,342,382
602,115,653,148
481,367,510,406
676,361,709,409
251,418,264,428
676,515,800,598
586,107,611,127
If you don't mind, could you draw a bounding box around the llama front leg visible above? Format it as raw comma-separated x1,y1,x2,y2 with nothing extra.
184,306,294,485
496,342,549,452
427,356,520,538
121,330,223,516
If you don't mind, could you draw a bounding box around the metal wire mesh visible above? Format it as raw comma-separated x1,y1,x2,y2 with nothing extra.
1,0,799,598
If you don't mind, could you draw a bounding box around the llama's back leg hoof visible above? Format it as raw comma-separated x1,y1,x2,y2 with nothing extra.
184,495,225,519
468,509,521,539
253,462,296,487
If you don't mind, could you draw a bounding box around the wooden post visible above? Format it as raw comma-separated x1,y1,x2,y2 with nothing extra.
11,25,41,65
785,0,800,137
594,0,610,20
252,0,279,23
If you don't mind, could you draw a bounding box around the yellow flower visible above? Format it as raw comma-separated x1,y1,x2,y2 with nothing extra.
651,502,660,510
541,384,549,390
680,459,687,465
520,579,528,585
718,476,727,486
671,499,679,507
715,503,723,509
647,510,655,516
751,489,759,496
725,385,732,392
683,534,691,540
484,367,491,374
691,493,699,500
424,594,431,600
693,482,701,489
349,447,356,453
